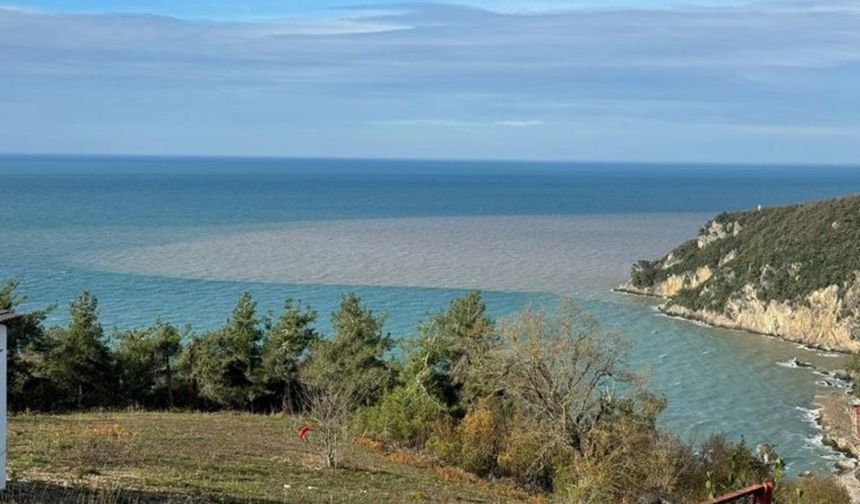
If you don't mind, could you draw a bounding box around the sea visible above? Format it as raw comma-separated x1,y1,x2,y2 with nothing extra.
3,155,860,475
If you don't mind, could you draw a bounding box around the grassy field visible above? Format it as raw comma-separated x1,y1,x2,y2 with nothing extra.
3,412,536,503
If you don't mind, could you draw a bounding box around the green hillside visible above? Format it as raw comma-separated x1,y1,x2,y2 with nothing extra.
630,194,860,312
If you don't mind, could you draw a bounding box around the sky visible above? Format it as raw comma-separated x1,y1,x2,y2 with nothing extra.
1,0,858,163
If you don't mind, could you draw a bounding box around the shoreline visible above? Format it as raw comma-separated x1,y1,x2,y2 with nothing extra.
817,391,860,503
612,287,852,354
818,391,860,459
616,285,860,498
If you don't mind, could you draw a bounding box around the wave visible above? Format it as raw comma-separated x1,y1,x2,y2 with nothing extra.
795,406,821,425
794,343,841,357
777,357,816,370
815,379,851,389
656,312,713,328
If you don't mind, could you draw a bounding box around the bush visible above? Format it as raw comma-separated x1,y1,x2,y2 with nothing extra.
776,476,851,504
353,383,445,447
426,398,509,477
497,413,563,490
691,436,772,499
559,412,690,503
630,259,659,288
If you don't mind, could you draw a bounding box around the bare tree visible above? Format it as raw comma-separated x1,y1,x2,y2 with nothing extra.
300,340,385,468
489,301,639,456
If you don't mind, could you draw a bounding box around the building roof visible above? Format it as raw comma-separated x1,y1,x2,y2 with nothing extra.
0,310,23,324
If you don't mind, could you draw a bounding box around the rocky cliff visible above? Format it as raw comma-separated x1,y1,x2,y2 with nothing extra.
619,194,860,352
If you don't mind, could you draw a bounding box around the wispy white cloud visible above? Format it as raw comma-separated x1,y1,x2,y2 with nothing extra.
494,120,544,127
0,3,39,12
688,121,859,138
372,119,544,129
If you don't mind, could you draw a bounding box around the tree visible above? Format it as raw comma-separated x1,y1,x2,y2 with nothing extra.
328,293,393,405
300,294,392,467
188,292,263,408
488,301,640,459
406,291,495,414
154,321,183,407
116,320,183,408
259,299,318,412
301,340,377,467
0,279,55,411
43,291,114,408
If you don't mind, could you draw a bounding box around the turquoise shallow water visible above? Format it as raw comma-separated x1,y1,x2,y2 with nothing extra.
3,155,860,474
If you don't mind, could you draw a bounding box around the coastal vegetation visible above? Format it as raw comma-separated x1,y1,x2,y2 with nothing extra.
622,193,860,351
1,279,849,503
629,194,860,309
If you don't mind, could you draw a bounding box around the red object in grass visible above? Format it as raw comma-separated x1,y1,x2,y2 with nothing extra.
298,423,313,443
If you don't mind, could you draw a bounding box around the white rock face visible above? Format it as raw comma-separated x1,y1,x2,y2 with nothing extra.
662,279,860,352
696,220,740,249
661,252,681,270
620,231,860,351
621,213,860,351
618,265,713,298
718,249,737,267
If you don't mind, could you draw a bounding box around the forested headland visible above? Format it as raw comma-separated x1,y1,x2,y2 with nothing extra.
620,193,860,352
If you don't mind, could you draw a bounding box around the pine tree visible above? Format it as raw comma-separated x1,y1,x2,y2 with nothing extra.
44,291,115,408
407,291,494,414
188,292,263,408
260,299,318,411
328,293,393,405
154,321,183,408
300,293,393,467
0,279,54,411
116,320,183,408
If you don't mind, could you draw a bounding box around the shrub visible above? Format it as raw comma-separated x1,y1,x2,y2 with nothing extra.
630,259,658,288
497,413,563,490
560,411,690,503
776,476,851,504
426,398,509,477
353,383,445,447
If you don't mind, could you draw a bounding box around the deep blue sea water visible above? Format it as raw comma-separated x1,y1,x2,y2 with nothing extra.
3,155,860,474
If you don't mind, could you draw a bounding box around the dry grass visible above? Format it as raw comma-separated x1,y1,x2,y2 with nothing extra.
352,436,545,504
5,411,528,503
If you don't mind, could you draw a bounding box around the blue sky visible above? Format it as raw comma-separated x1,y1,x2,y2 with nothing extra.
0,0,757,18
1,0,858,162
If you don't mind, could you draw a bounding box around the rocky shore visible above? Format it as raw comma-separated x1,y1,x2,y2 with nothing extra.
817,390,860,503
618,281,860,498
617,280,860,352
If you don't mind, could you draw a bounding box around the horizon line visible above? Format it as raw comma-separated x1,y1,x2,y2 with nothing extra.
2,151,860,170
